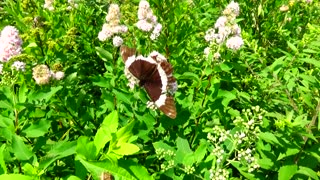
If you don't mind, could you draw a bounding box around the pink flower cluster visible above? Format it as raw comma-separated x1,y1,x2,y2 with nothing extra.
136,0,162,40
0,26,23,62
98,4,127,47
204,1,243,53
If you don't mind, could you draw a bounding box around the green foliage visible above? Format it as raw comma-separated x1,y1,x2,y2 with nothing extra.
0,0,320,179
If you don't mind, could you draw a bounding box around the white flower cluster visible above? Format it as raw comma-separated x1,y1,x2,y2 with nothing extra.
136,0,162,40
204,1,243,58
209,168,230,180
237,148,260,172
98,4,127,47
0,26,23,62
12,61,26,72
44,0,54,11
124,66,140,90
212,146,225,164
32,64,64,85
67,0,79,11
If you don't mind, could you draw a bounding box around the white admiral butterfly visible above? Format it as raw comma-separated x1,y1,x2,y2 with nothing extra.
120,46,177,119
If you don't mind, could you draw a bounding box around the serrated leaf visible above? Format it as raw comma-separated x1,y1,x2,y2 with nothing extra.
278,165,297,180
11,135,33,161
22,119,50,138
96,47,113,61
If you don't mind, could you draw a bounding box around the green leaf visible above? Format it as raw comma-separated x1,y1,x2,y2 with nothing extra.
18,83,27,103
22,163,37,176
66,175,82,180
257,157,274,169
101,111,119,133
0,145,7,174
39,140,76,170
113,143,140,156
178,72,200,84
0,174,34,180
28,86,63,103
176,137,192,154
115,120,136,146
112,89,132,104
193,141,207,164
94,111,119,153
91,75,110,88
11,135,33,161
259,132,281,146
175,137,194,165
300,58,320,68
268,56,286,75
277,147,300,161
76,136,97,160
278,165,297,180
296,166,319,180
287,42,298,53
0,100,13,110
95,111,118,151
219,63,233,72
153,141,175,151
217,89,237,107
25,42,38,48
22,119,51,138
96,47,113,61
77,157,137,180
118,159,153,180
230,161,255,179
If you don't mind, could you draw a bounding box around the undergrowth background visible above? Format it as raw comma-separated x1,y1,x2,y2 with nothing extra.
0,0,320,179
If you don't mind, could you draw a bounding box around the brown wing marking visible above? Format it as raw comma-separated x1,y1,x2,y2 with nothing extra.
120,45,136,62
159,96,177,119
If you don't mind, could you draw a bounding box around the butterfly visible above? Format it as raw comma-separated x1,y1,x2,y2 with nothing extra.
120,45,177,119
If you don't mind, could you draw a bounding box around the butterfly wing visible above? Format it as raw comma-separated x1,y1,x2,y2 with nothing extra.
120,46,177,119
143,64,177,119
120,45,136,62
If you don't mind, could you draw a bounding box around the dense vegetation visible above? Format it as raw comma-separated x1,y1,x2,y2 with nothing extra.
0,0,320,179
